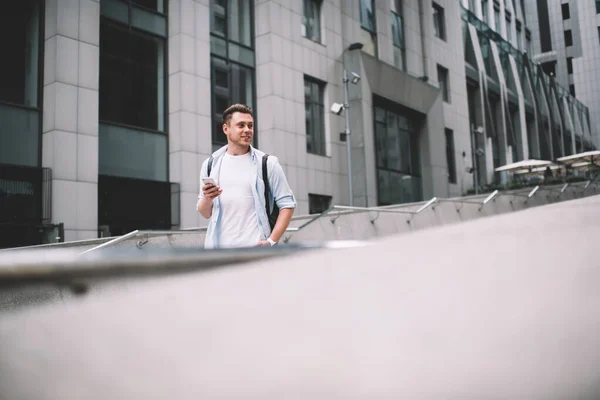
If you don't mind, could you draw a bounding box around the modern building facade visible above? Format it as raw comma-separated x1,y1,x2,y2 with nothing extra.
523,0,600,149
1,0,597,248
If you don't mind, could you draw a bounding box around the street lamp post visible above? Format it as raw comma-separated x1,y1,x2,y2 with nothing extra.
471,124,484,195
343,69,353,206
331,70,361,207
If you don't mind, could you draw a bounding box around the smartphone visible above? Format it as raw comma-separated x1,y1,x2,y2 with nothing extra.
201,177,217,186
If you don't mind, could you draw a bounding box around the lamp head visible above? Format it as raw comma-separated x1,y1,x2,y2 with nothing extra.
350,72,361,84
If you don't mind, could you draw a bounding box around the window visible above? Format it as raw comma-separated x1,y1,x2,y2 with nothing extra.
567,57,573,74
308,194,332,214
99,19,166,131
132,0,166,13
516,22,522,51
99,0,169,181
391,1,406,71
506,16,512,41
302,0,322,42
561,3,570,20
445,129,457,184
570,84,576,97
360,0,375,31
469,0,476,12
437,65,450,103
494,6,500,32
432,2,445,40
359,0,377,56
482,0,488,24
564,29,573,46
210,58,255,147
304,76,326,156
0,0,42,167
374,102,422,205
526,28,532,54
210,0,256,149
596,0,600,14
598,26,600,44
0,0,40,108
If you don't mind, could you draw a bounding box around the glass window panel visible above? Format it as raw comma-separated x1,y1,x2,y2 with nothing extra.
210,36,227,57
375,121,387,168
230,63,254,108
400,129,411,172
360,0,375,32
132,0,165,13
432,3,445,40
228,42,255,67
0,104,39,167
99,123,167,181
100,0,129,24
99,19,166,131
210,0,227,37
304,77,326,156
386,114,401,171
0,0,40,107
131,6,167,37
377,170,391,206
375,107,386,123
308,194,332,214
302,0,321,42
228,0,252,47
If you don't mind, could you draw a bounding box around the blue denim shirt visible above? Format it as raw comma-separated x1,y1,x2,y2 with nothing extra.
197,145,297,249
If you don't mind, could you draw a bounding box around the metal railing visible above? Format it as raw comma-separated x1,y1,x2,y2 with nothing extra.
78,229,202,256
75,181,599,254
434,190,499,212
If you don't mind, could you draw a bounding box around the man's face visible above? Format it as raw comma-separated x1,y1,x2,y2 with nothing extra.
223,112,254,147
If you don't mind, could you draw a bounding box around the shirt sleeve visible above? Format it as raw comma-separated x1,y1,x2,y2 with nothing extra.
268,156,296,210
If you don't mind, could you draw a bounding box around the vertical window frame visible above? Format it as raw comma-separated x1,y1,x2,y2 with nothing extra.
302,0,322,43
564,29,573,47
209,0,257,150
437,64,451,103
99,6,168,133
304,76,326,156
432,2,446,41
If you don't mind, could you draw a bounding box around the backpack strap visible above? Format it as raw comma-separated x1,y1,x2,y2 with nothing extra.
262,154,271,216
207,155,214,176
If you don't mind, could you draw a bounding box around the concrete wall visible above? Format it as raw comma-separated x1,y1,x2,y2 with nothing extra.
43,0,100,242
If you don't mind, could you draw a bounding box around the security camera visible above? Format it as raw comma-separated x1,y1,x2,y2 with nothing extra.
474,125,484,134
475,148,485,157
330,102,344,115
350,72,361,84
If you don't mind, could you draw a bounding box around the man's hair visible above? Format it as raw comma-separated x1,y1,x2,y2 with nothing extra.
222,104,253,126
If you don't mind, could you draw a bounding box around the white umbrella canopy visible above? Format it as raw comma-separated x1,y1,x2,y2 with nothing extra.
557,150,600,166
494,159,555,173
514,164,561,176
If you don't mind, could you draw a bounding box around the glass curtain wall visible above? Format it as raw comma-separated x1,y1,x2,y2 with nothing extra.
210,0,256,150
0,0,42,168
374,101,422,205
99,0,168,181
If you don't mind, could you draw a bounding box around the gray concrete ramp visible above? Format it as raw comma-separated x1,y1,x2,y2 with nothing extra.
1,195,600,399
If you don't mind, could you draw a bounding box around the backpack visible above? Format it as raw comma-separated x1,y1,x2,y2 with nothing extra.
207,153,279,231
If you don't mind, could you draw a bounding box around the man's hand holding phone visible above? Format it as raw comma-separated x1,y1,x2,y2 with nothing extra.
201,178,222,200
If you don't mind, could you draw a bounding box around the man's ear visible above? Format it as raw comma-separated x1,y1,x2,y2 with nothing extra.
222,123,228,136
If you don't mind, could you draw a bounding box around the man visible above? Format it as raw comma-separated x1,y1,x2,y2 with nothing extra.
197,104,296,249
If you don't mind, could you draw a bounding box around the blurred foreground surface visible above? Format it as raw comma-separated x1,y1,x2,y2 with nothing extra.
1,195,600,399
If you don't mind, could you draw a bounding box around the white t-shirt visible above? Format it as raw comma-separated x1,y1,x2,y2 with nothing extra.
217,152,262,248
